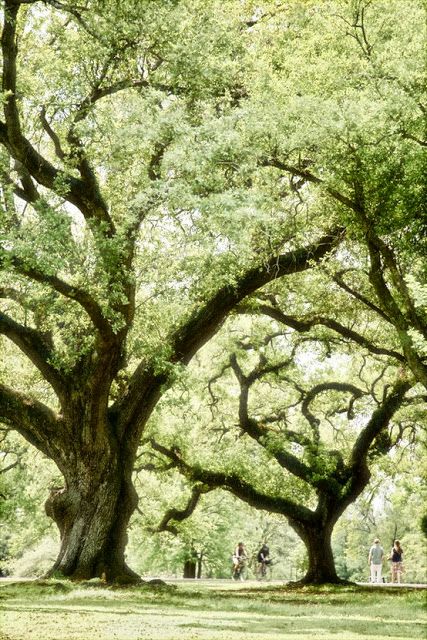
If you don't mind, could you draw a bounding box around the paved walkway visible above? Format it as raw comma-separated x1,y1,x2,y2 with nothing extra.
145,577,427,589
1,576,426,588
356,581,427,588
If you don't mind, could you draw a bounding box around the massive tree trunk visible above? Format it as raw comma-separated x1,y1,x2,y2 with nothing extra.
45,447,139,583
33,366,165,583
289,518,341,584
287,466,371,584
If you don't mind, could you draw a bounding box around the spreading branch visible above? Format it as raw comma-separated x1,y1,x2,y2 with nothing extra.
39,107,66,160
0,311,66,398
302,382,365,442
366,241,427,388
228,351,363,494
1,2,114,232
1,252,114,338
332,271,392,323
149,439,317,525
350,377,411,466
263,157,363,214
0,382,64,460
153,484,211,535
113,228,345,436
251,304,405,363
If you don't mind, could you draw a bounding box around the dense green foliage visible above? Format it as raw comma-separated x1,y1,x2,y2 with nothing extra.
0,0,425,582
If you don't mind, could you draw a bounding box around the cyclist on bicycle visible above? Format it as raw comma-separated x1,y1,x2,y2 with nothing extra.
257,543,272,575
232,542,248,577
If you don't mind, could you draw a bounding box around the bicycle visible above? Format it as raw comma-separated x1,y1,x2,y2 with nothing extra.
232,556,248,581
256,559,273,581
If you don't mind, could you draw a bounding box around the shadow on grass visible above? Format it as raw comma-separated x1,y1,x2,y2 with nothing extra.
1,579,426,640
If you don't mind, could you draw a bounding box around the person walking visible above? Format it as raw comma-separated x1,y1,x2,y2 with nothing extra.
368,538,384,583
389,540,404,584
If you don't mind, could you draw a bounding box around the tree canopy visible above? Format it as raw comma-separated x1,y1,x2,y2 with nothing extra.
0,0,425,583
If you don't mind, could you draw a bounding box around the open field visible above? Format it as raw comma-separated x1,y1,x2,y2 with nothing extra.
0,579,426,640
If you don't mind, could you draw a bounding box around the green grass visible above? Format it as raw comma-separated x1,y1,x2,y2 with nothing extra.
0,580,425,640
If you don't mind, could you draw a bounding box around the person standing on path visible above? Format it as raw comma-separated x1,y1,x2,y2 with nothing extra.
368,538,384,583
389,540,404,584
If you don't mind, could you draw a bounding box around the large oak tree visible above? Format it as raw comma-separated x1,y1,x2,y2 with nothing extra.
148,309,419,583
0,0,424,583
0,0,341,582
144,0,426,583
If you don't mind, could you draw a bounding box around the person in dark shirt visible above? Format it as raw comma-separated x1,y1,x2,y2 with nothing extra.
389,540,404,583
257,543,272,576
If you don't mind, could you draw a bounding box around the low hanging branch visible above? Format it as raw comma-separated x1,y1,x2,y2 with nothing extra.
149,438,317,525
152,484,212,535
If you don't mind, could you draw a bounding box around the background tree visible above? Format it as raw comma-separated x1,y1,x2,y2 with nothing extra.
234,0,427,386
334,437,427,584
147,311,423,583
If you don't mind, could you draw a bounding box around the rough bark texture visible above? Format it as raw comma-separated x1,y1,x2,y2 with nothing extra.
290,520,339,584
43,436,140,583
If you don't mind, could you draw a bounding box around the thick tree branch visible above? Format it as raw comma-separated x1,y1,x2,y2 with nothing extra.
0,165,36,205
263,158,363,213
170,229,344,366
302,382,365,444
230,350,292,386
1,3,114,233
150,439,316,525
253,304,405,363
1,252,114,338
0,285,22,302
114,228,344,437
0,382,64,459
367,242,427,388
229,353,351,493
39,107,65,160
238,406,317,487
369,231,427,341
0,311,66,397
41,1,99,40
152,484,211,535
0,458,19,474
332,271,392,323
350,377,411,466
400,132,427,147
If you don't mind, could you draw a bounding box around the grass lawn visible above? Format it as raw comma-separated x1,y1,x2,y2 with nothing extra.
0,579,425,640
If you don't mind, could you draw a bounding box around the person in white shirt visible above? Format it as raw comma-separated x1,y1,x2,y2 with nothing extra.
368,538,384,583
